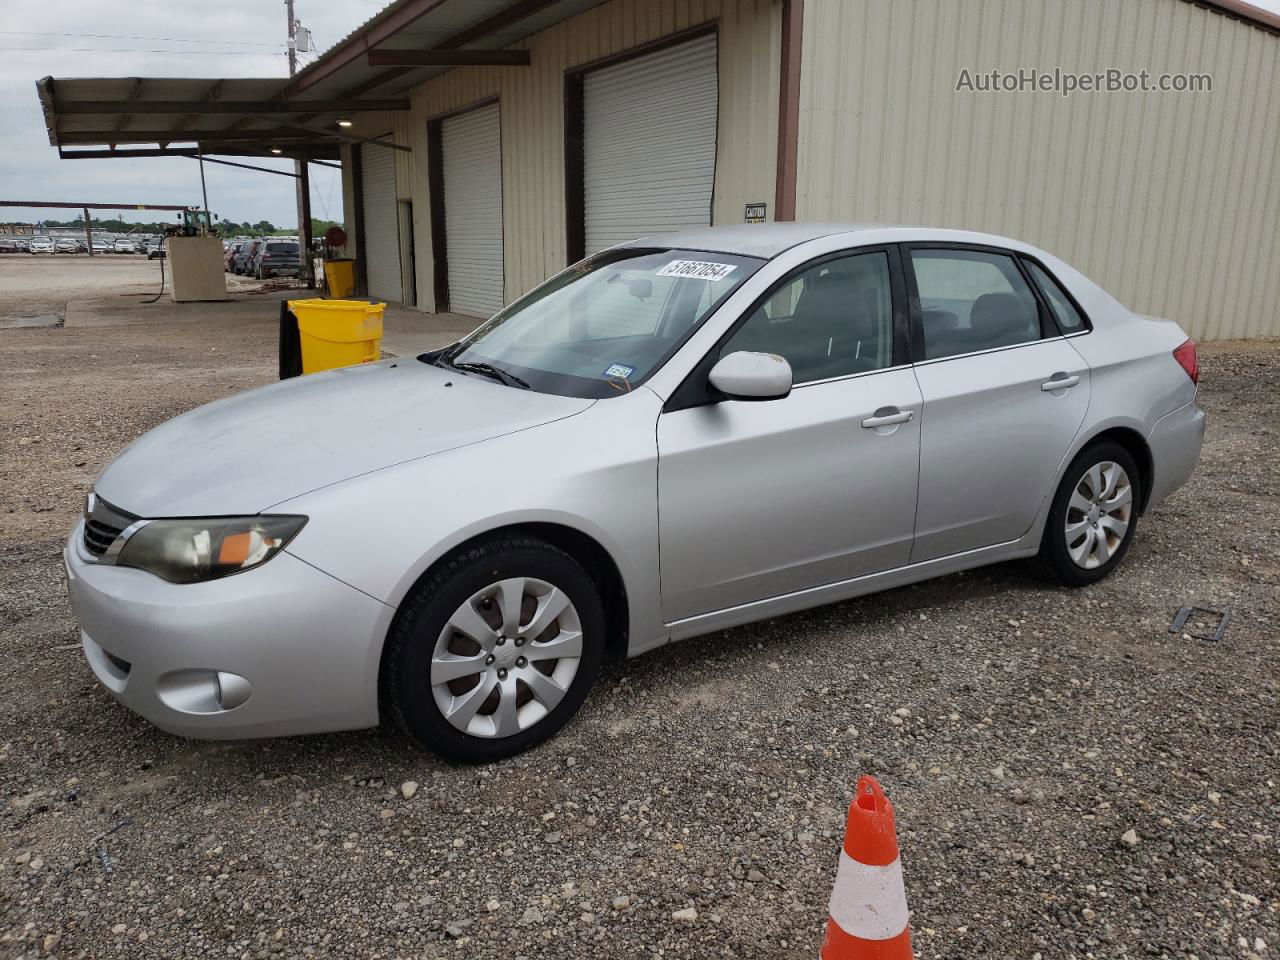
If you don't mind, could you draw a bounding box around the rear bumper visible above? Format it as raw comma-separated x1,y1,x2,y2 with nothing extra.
1147,399,1205,509
64,521,392,740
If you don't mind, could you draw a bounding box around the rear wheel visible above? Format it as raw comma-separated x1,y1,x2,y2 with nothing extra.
385,537,605,763
1036,441,1140,587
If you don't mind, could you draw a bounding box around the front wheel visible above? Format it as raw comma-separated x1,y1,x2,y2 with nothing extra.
384,537,605,763
1036,441,1140,587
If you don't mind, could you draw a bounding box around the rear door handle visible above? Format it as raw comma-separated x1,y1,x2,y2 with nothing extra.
861,407,914,429
1041,373,1080,392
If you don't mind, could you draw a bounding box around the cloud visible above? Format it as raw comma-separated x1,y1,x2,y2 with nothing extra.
1,0,376,227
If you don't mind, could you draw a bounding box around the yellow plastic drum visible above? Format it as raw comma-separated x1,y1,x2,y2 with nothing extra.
288,299,385,374
322,259,356,299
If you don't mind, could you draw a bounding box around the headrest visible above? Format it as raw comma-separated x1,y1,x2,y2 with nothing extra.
795,273,876,339
970,292,1032,341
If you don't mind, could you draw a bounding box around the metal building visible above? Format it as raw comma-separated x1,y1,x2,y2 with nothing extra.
317,0,1280,340
35,0,1280,339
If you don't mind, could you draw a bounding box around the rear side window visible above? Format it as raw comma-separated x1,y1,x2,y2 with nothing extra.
910,249,1041,360
1024,260,1087,334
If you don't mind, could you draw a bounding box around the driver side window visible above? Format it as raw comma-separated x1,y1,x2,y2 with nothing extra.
720,251,895,384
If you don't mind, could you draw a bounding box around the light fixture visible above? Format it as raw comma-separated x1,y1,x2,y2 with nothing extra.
337,118,353,128
270,147,283,154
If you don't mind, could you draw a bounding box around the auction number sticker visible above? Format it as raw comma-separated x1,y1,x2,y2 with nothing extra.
656,260,738,281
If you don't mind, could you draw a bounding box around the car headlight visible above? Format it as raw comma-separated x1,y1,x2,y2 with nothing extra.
116,516,307,584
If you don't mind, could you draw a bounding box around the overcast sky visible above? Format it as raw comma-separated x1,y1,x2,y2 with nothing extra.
4,0,1280,229
0,0,384,228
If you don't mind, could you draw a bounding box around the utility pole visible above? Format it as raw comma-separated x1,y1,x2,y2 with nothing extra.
285,0,297,76
286,0,315,287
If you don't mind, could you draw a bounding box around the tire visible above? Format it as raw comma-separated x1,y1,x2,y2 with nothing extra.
384,536,605,763
1036,441,1141,587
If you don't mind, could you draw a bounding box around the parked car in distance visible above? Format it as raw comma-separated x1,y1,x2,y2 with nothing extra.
112,238,138,254
66,224,1205,762
252,240,300,279
91,239,111,255
0,238,18,254
55,238,81,254
28,236,55,254
146,239,166,260
233,239,262,275
224,242,242,272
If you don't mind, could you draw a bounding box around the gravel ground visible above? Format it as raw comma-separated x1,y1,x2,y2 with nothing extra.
1,265,1277,959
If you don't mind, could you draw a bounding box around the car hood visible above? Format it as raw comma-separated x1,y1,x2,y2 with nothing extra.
95,359,594,517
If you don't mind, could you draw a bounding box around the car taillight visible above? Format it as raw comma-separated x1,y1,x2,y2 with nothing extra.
1173,338,1199,384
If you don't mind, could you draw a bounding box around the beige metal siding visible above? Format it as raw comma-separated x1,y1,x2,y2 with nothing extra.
795,0,1280,341
337,143,357,261
396,0,779,311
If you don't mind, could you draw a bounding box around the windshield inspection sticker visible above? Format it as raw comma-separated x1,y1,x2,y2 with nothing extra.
656,260,738,282
603,363,636,379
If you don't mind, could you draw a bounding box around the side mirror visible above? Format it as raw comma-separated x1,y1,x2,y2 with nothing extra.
708,351,792,401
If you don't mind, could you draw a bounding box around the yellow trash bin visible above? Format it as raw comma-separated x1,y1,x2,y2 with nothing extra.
288,299,385,374
322,258,356,299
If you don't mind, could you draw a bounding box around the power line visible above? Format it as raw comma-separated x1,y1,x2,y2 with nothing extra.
0,30,278,46
0,47,285,55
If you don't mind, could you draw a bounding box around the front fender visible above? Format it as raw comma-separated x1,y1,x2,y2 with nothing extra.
278,389,666,656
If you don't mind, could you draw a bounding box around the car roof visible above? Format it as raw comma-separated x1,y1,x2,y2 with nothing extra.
620,222,1042,260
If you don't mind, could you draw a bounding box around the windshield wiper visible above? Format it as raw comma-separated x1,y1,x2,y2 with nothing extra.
445,359,530,390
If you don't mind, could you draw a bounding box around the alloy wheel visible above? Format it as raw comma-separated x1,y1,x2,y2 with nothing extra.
430,577,583,738
1065,460,1133,569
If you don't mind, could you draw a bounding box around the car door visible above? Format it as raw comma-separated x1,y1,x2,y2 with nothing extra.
656,247,922,623
905,245,1091,563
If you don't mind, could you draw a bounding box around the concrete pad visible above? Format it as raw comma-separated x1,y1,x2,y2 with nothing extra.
64,289,289,328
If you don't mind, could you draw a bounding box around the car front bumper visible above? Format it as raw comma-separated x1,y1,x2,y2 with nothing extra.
1147,399,1206,509
64,521,392,739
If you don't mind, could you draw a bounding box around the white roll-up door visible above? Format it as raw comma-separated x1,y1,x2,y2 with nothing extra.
583,33,718,255
361,141,402,303
441,103,504,318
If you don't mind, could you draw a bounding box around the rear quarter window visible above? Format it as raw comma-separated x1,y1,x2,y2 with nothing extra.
1024,260,1088,334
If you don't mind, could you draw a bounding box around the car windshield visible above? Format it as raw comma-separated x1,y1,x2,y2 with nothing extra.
425,248,762,398
267,243,297,254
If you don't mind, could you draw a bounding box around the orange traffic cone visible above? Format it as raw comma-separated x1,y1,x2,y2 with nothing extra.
820,775,913,959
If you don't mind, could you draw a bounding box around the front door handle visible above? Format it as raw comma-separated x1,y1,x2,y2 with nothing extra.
1041,373,1080,392
861,407,915,429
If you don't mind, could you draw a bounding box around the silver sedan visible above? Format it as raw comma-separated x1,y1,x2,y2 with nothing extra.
65,224,1205,762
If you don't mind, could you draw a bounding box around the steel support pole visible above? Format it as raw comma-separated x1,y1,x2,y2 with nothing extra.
297,157,314,288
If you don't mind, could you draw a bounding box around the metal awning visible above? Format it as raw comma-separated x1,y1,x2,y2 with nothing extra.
36,0,613,162
36,76,405,161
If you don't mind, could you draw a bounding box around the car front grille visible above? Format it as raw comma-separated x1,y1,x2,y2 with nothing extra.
82,495,139,558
